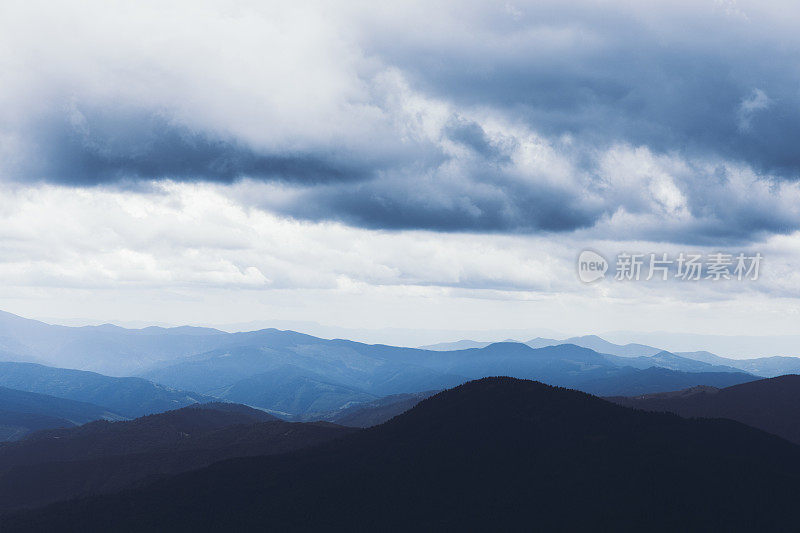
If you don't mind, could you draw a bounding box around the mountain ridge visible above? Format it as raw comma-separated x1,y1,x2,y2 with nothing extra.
5,377,799,531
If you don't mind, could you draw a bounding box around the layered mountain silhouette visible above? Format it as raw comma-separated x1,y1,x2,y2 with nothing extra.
141,339,759,417
609,374,800,444
3,308,798,381
0,362,212,418
422,334,665,356
578,366,755,396
0,387,123,441
0,402,353,513
4,377,800,531
422,334,800,376
0,313,765,423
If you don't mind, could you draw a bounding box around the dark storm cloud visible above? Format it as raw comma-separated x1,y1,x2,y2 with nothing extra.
279,172,600,233
443,117,511,163
7,1,800,243
368,5,800,178
26,110,376,185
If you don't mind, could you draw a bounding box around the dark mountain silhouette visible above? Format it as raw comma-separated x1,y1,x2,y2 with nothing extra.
0,402,354,513
0,362,213,418
0,387,123,441
608,374,800,444
5,377,800,532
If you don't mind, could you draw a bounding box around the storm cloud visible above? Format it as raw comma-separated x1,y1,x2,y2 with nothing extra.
3,0,800,243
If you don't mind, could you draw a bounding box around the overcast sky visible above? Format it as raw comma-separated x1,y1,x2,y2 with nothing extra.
2,0,800,343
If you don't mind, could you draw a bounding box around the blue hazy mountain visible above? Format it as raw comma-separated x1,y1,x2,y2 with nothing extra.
578,367,756,396
212,365,378,418
424,335,671,357
142,337,468,399
602,350,743,373
8,378,799,531
0,387,124,441
417,339,493,351
718,356,800,377
422,331,800,377
142,338,760,417
1,309,796,380
0,362,212,418
555,335,663,357
0,310,228,375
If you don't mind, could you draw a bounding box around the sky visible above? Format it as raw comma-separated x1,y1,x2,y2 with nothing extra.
2,0,800,345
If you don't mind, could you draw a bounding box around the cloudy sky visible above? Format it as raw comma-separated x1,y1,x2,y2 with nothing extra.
2,0,800,343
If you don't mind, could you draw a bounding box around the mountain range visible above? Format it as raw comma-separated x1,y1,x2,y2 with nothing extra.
140,339,758,417
423,334,800,376
4,377,798,531
0,309,796,430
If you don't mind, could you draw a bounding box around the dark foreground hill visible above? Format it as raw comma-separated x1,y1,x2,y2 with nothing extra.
5,377,800,532
0,403,354,513
608,374,800,444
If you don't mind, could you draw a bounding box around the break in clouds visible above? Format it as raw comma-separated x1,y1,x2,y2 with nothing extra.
3,0,800,245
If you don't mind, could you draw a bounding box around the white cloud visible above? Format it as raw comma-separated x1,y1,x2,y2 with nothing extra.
2,0,800,337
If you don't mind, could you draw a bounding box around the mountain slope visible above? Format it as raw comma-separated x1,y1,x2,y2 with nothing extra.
417,339,491,350
0,310,228,375
603,350,743,373
608,374,800,444
323,390,438,427
142,338,467,400
559,335,662,357
0,403,354,512
5,377,800,531
0,387,123,441
143,340,761,414
579,366,757,396
673,351,800,377
213,365,378,418
0,362,212,418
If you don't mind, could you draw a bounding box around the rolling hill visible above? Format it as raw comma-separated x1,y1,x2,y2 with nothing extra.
0,362,212,418
0,402,354,513
0,387,124,441
5,377,799,531
608,374,800,444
